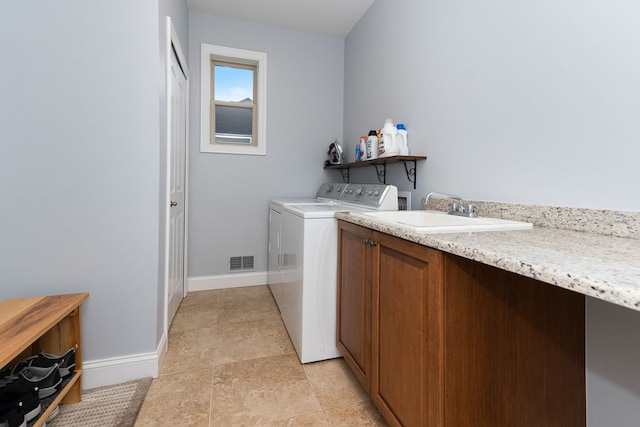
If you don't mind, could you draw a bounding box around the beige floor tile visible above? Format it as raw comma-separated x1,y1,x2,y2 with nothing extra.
169,322,217,345
218,285,273,303
181,289,220,308
171,303,218,332
161,326,217,375
141,286,388,426
322,400,387,426
268,411,327,426
211,354,321,425
217,293,280,325
303,358,369,410
215,318,294,365
135,368,212,427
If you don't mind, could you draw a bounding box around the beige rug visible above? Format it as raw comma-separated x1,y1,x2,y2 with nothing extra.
47,378,152,427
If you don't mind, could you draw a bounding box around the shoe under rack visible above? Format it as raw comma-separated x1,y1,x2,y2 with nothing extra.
25,375,74,427
0,293,89,427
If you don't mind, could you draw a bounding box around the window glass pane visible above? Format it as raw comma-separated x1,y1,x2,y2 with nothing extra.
214,104,253,144
201,43,266,155
214,65,254,102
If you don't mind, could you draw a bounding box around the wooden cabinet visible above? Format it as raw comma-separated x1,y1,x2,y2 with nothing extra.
337,220,586,427
337,221,444,425
443,254,585,426
372,232,444,427
337,221,373,392
0,293,89,427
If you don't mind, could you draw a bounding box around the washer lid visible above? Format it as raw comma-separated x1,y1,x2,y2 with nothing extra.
283,203,371,218
270,198,321,207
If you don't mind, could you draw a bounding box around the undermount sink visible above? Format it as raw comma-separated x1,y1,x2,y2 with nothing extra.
351,210,533,234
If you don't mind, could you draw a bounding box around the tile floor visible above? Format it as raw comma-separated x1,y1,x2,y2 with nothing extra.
135,285,387,426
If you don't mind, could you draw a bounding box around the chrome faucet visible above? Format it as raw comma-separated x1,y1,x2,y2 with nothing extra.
424,191,478,218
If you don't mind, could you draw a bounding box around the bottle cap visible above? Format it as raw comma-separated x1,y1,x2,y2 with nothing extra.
397,123,406,130
368,130,377,136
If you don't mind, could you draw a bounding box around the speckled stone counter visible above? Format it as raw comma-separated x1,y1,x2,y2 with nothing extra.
425,199,640,239
335,205,640,312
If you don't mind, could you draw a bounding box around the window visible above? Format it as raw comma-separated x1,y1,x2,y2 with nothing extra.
200,44,267,155
213,62,254,145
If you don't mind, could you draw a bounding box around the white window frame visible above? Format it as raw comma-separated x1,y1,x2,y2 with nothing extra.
200,43,267,155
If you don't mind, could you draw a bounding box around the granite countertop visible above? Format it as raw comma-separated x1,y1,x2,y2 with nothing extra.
335,209,640,312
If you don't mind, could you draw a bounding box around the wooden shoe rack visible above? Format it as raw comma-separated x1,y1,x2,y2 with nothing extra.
0,293,89,427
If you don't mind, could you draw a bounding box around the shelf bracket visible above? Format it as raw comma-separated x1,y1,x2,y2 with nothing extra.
374,164,386,184
402,160,418,189
339,168,350,183
324,156,425,189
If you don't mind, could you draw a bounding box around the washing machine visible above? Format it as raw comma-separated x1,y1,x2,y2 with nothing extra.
268,183,347,308
268,183,398,363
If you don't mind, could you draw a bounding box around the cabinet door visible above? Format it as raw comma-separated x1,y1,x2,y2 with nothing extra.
372,232,444,427
337,221,373,392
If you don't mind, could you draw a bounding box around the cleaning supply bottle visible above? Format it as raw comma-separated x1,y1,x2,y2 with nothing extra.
366,130,378,160
397,123,409,155
380,119,398,157
359,136,367,161
355,144,361,162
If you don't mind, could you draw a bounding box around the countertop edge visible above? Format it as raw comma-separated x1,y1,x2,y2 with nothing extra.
336,212,640,312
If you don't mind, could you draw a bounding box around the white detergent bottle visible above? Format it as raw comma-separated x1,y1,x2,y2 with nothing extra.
366,130,378,160
397,123,409,155
380,118,398,157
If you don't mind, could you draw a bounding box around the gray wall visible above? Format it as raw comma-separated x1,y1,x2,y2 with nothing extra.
187,12,344,277
345,0,640,211
344,0,640,424
587,299,640,426
0,0,184,365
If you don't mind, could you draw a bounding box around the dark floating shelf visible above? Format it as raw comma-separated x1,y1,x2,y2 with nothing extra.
324,155,427,189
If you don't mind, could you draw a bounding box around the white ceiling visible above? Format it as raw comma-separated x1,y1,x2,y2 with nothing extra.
186,0,375,38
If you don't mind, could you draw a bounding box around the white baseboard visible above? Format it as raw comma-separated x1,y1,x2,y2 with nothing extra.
187,271,268,292
82,331,167,390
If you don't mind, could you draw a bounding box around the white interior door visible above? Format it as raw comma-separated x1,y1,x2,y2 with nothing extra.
166,23,188,329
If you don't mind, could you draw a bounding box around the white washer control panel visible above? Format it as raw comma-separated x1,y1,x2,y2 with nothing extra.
341,184,398,210
316,182,348,201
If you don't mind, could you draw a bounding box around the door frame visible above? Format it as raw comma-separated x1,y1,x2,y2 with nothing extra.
164,16,190,334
